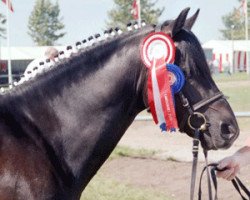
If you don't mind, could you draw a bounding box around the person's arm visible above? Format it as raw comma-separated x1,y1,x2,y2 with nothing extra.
217,146,250,180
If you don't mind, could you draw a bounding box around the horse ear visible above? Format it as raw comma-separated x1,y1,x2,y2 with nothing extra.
161,7,190,37
184,9,200,30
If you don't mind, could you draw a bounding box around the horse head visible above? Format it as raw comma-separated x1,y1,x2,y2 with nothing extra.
152,8,239,150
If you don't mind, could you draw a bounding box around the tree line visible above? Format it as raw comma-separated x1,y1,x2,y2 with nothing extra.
220,0,250,40
0,0,248,45
0,0,162,46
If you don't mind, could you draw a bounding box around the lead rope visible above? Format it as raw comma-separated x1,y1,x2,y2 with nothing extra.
198,164,216,200
188,112,211,200
203,150,213,200
191,140,213,200
198,163,250,200
190,128,200,200
178,92,213,200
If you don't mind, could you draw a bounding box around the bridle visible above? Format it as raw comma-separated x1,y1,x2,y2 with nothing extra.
149,26,231,199
144,60,226,199
178,91,224,132
177,89,250,200
166,60,225,200
177,90,224,200
150,26,249,200
157,73,250,200
152,25,225,133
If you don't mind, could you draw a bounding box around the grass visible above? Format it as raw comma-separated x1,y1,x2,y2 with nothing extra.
213,72,250,82
109,145,157,160
80,174,171,200
217,84,250,111
80,146,170,200
213,72,250,111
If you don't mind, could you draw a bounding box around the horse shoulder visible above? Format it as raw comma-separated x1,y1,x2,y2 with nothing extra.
0,121,68,200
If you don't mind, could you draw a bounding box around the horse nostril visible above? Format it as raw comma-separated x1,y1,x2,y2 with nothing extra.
220,122,236,140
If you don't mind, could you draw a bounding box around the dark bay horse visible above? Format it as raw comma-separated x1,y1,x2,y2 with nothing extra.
0,8,239,200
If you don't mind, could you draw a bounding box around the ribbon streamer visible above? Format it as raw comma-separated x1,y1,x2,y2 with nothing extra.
141,32,184,132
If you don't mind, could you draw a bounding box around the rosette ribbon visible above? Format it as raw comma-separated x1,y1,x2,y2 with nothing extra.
141,32,185,132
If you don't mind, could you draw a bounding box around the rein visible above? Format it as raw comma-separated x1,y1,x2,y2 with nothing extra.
199,163,250,200
177,91,224,200
179,91,250,199
141,28,241,199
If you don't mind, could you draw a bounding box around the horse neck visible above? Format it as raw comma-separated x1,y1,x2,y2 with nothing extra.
7,31,148,193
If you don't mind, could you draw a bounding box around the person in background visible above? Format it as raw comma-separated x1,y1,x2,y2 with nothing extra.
217,141,250,181
23,46,58,77
16,47,58,85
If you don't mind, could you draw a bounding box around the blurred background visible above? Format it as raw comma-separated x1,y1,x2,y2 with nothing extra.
0,0,249,84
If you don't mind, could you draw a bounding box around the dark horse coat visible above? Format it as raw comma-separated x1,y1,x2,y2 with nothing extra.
0,8,239,200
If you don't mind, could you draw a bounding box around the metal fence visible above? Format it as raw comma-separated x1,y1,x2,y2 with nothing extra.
135,112,250,121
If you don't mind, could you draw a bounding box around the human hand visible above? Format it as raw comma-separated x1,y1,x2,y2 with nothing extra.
216,155,240,181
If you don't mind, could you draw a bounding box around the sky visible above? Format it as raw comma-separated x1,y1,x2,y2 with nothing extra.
0,0,240,47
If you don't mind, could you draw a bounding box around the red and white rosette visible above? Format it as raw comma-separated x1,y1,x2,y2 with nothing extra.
141,32,178,132
141,32,175,68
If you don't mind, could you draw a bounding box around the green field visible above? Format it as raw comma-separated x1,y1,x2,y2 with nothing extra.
213,72,250,82
218,85,250,111
214,73,250,131
214,72,250,111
